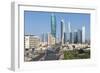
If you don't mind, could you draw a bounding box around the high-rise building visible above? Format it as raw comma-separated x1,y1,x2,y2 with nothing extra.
41,33,48,46
65,21,68,43
45,33,48,43
82,25,85,43
56,34,60,44
68,21,72,43
51,13,56,38
70,32,73,43
41,33,48,43
68,21,71,33
77,29,82,43
61,19,66,44
71,32,74,43
41,33,45,42
73,30,78,44
64,32,66,44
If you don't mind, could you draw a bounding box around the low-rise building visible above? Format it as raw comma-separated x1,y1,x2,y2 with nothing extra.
24,35,40,49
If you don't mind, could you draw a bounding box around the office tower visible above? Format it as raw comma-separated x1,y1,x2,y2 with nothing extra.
45,33,48,43
56,34,60,44
65,22,68,43
71,32,74,43
61,19,66,44
61,19,63,44
68,21,71,33
51,13,56,38
74,30,78,44
82,25,85,43
77,29,82,43
70,32,73,43
48,33,51,45
68,21,71,43
41,33,45,42
41,33,48,45
64,32,66,44
42,33,48,42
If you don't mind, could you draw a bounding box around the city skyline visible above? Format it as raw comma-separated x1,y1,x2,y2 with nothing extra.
24,11,90,61
24,11,90,41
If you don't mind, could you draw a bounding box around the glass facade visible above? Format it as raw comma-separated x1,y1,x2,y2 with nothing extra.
77,29,82,43
51,13,56,38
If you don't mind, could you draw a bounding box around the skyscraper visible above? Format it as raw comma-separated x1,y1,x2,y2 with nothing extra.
70,32,73,43
65,22,68,43
68,21,71,43
68,21,71,33
82,25,85,43
61,19,66,44
41,33,48,45
41,33,45,42
71,32,74,43
74,30,78,44
77,29,82,43
51,13,56,38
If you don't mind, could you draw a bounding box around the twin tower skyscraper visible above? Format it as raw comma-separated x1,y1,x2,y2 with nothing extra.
51,13,86,44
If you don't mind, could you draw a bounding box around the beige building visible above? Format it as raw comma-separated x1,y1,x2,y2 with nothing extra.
24,35,40,49
48,33,56,45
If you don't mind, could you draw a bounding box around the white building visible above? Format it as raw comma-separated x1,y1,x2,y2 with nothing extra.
24,35,40,49
82,25,85,43
24,35,30,49
68,21,72,43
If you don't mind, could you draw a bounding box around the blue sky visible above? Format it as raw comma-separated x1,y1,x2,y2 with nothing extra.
24,11,90,40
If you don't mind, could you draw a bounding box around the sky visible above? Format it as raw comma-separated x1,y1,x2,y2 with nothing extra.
24,11,90,40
